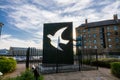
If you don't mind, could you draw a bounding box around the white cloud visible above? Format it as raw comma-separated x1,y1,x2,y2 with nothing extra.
0,34,42,49
0,0,120,49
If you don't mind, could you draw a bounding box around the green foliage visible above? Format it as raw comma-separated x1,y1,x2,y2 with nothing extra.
0,57,17,73
91,58,120,68
3,70,44,80
111,62,120,78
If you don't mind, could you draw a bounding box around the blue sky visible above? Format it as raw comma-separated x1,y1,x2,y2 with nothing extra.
0,0,120,49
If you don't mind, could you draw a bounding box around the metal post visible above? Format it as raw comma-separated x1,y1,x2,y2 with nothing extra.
96,49,99,70
0,22,4,37
78,47,81,71
26,47,30,69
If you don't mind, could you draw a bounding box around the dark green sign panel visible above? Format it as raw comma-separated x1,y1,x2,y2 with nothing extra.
43,22,73,64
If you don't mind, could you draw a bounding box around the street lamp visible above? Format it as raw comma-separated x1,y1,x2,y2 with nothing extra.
0,22,4,37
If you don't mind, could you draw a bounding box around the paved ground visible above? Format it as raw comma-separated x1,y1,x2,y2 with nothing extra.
2,64,120,80
44,68,120,80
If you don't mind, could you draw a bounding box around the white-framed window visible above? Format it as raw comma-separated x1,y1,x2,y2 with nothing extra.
107,32,111,36
93,40,97,44
109,45,112,48
88,34,91,37
83,29,86,32
115,37,119,43
89,46,92,48
114,26,118,31
94,46,97,49
108,38,111,42
93,34,96,38
83,35,86,37
84,46,87,48
107,26,110,30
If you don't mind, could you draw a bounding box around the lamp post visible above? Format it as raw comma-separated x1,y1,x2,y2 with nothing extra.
75,35,83,71
0,22,4,37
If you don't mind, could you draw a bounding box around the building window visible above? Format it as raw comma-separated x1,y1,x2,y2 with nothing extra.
115,37,119,43
88,28,90,33
83,29,86,32
84,40,86,43
89,46,92,48
114,26,118,31
116,45,120,48
107,26,110,30
100,34,103,39
93,34,96,38
89,40,91,43
83,35,86,37
107,32,111,36
84,46,87,48
100,39,103,44
94,46,97,49
93,40,97,44
88,34,91,37
108,38,111,42
109,45,112,48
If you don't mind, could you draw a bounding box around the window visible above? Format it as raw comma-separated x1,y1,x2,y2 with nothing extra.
108,38,111,42
107,32,111,36
83,35,86,37
88,28,90,33
93,40,97,44
114,26,118,31
83,29,86,32
109,45,112,48
107,26,110,30
115,37,119,43
93,34,96,38
89,46,92,48
89,40,91,43
100,39,103,44
100,33,103,38
94,46,97,49
84,40,86,43
88,34,91,37
84,46,87,48
116,45,120,48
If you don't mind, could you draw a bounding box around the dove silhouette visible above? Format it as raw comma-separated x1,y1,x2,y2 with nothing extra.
47,27,69,51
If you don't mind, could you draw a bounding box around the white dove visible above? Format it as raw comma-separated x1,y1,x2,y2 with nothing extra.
47,27,69,51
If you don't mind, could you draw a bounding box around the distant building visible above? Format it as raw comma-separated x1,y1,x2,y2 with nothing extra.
0,49,9,54
76,14,120,54
9,47,42,56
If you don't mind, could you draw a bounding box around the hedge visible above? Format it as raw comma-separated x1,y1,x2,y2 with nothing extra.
111,62,120,78
3,70,44,80
0,57,17,73
91,58,120,68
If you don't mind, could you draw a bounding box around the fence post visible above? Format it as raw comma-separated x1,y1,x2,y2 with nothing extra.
26,47,30,69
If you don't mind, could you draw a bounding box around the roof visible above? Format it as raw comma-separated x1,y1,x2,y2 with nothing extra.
78,19,120,28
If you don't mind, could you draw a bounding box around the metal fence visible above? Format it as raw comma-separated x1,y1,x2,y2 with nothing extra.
26,47,42,69
38,49,98,74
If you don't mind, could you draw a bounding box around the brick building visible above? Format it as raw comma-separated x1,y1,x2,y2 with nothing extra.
76,14,120,54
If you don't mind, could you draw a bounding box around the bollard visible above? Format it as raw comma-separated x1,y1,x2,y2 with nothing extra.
32,65,40,80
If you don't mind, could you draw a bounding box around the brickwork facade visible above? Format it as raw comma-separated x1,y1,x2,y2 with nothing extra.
76,14,120,54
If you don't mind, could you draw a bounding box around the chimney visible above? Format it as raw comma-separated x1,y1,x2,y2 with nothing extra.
85,19,88,28
113,14,118,20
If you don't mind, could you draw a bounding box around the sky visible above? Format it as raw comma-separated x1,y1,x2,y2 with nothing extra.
0,0,120,49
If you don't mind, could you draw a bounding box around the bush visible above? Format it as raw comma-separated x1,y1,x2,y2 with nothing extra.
111,62,120,78
3,70,44,80
91,58,120,68
0,57,17,73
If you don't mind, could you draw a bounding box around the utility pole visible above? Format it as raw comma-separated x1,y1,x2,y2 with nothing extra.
0,22,4,37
